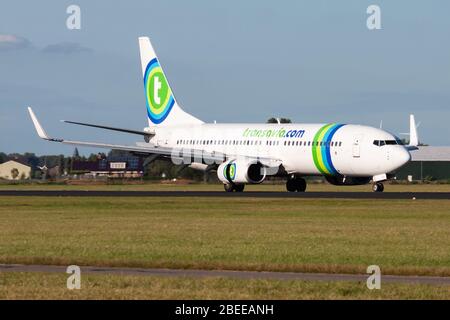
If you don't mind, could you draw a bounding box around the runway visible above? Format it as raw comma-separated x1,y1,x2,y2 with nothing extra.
1,264,449,285
1,190,450,199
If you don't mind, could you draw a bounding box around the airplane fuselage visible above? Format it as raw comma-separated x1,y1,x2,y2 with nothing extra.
150,123,411,178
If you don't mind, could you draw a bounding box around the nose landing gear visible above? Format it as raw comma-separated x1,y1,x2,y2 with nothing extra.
286,177,307,192
224,183,245,192
372,182,384,192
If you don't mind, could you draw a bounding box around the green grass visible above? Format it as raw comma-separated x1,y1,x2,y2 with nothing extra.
1,196,450,277
1,272,449,299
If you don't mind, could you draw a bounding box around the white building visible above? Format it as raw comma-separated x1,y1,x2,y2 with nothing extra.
0,160,31,180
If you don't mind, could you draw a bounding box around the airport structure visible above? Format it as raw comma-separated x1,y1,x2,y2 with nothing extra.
0,160,31,180
396,146,450,181
72,155,144,178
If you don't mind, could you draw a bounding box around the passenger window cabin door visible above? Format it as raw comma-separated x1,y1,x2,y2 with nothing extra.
352,135,362,158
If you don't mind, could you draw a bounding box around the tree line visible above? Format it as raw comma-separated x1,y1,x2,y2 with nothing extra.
0,149,208,181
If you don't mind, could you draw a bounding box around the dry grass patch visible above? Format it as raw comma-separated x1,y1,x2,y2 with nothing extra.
1,272,449,300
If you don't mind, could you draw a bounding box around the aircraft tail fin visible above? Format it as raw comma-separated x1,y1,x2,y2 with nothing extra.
138,37,203,127
409,114,419,147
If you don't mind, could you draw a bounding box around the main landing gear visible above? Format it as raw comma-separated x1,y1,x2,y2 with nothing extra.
372,182,384,192
286,177,307,192
224,183,245,192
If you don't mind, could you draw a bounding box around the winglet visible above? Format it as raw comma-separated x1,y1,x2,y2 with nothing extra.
27,107,52,140
409,114,419,147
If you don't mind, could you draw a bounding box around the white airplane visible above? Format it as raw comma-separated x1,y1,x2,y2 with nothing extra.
28,37,419,193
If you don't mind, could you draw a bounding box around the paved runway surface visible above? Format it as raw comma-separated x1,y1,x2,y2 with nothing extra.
1,264,449,285
1,190,450,199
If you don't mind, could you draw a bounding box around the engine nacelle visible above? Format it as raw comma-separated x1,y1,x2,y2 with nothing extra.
325,176,371,186
217,159,266,184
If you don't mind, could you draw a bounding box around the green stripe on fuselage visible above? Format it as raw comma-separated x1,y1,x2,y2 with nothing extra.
312,124,334,175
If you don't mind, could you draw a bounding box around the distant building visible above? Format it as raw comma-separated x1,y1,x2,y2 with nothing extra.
0,160,31,180
72,156,144,178
396,147,450,181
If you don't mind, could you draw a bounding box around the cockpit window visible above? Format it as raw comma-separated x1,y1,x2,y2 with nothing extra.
373,139,404,146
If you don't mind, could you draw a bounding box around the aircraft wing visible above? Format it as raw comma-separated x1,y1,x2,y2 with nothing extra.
61,120,154,138
29,107,185,156
28,107,282,167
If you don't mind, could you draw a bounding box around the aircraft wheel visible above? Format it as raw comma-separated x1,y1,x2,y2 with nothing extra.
372,182,384,192
286,179,297,192
224,184,234,192
295,178,307,192
234,184,245,192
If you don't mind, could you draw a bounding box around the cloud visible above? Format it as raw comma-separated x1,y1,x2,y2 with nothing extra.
42,42,93,55
0,34,32,51
0,35,92,55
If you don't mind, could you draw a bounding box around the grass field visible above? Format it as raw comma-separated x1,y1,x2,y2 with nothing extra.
1,192,449,299
1,272,449,300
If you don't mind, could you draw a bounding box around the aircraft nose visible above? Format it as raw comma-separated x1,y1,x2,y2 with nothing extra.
397,148,411,167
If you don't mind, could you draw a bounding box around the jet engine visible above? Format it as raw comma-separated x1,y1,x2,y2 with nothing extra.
217,159,266,184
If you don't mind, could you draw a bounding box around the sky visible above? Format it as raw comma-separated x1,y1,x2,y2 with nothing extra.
1,0,449,155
